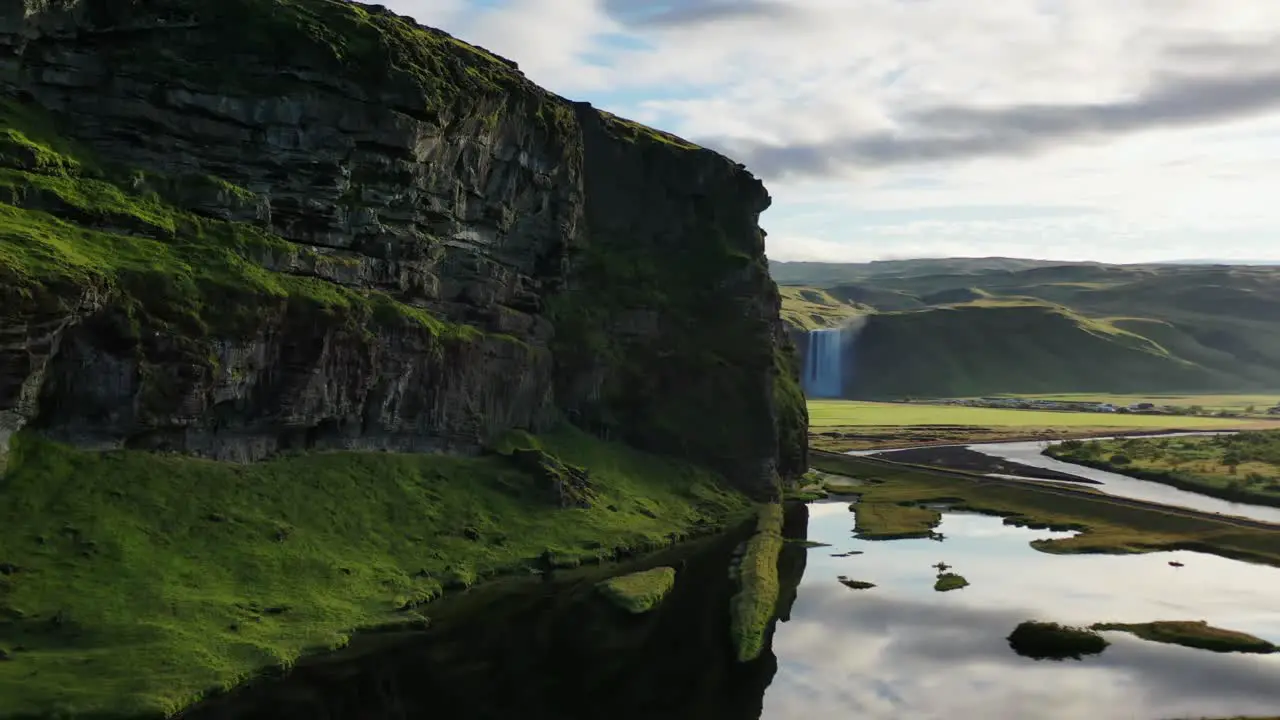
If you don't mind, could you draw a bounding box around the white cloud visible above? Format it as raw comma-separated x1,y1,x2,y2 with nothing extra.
382,0,1280,263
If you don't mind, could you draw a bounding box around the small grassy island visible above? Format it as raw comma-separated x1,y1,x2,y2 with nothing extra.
1091,620,1278,654
849,501,941,540
837,576,876,590
597,567,677,614
1007,621,1109,660
933,573,969,592
1048,431,1280,508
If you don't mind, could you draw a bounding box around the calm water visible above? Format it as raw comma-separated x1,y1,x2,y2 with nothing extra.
964,439,1280,524
761,502,1280,720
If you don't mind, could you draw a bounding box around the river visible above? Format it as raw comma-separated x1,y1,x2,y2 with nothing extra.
854,433,1280,525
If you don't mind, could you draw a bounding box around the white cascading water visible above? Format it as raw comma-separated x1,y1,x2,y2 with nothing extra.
802,327,845,398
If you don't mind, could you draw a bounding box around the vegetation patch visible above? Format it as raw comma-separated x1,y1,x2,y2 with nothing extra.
1090,620,1277,654
1050,432,1280,508
933,573,969,592
596,567,677,614
1007,621,1109,660
778,286,868,331
786,540,831,548
728,504,784,663
0,426,749,717
849,501,941,540
837,577,875,590
808,400,1257,430
812,453,1280,568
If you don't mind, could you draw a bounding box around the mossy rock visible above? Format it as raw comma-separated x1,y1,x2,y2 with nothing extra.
1008,621,1109,660
508,448,595,508
596,567,677,614
728,503,784,662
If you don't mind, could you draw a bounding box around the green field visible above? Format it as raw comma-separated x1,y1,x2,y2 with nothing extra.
807,400,1273,429
1014,393,1280,413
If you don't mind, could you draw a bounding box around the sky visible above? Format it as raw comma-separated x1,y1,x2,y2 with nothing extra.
385,0,1280,264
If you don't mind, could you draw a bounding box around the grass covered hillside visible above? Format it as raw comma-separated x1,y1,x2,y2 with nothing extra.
775,258,1280,398
0,427,750,716
777,286,868,330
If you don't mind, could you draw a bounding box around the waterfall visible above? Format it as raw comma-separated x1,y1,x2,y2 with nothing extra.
802,327,845,398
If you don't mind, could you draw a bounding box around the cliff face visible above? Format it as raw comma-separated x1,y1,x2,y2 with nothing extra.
0,0,806,493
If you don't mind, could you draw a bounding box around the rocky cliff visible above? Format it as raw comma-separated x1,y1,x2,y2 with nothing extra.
0,0,807,494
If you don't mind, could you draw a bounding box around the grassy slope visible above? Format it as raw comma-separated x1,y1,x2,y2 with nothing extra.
847,302,1219,398
0,428,749,717
806,400,1260,429
778,286,866,330
777,259,1280,398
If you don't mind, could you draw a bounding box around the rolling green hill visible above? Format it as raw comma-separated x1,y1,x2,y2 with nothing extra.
776,258,1280,398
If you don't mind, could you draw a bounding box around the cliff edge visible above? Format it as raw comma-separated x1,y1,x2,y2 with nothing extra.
0,0,807,493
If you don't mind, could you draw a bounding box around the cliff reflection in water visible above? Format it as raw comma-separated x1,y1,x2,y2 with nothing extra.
185,505,810,720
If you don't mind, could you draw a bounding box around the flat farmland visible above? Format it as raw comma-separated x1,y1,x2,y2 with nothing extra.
808,400,1277,429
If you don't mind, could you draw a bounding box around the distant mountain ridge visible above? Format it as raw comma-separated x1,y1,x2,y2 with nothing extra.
777,258,1280,398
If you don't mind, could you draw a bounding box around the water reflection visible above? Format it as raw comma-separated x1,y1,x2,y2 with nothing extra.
760,503,1280,720
186,516,805,720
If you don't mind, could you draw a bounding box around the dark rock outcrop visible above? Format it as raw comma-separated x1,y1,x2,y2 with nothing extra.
0,0,806,495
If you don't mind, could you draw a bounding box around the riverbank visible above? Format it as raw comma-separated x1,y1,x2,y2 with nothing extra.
867,445,1100,484
1047,434,1280,510
810,451,1280,566
0,429,753,718
811,425,1258,453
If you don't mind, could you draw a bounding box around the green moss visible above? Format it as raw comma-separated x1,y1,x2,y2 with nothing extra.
0,426,750,717
728,503,784,662
773,343,810,480
933,572,969,592
1091,621,1277,654
596,567,677,614
598,111,700,150
0,95,488,351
